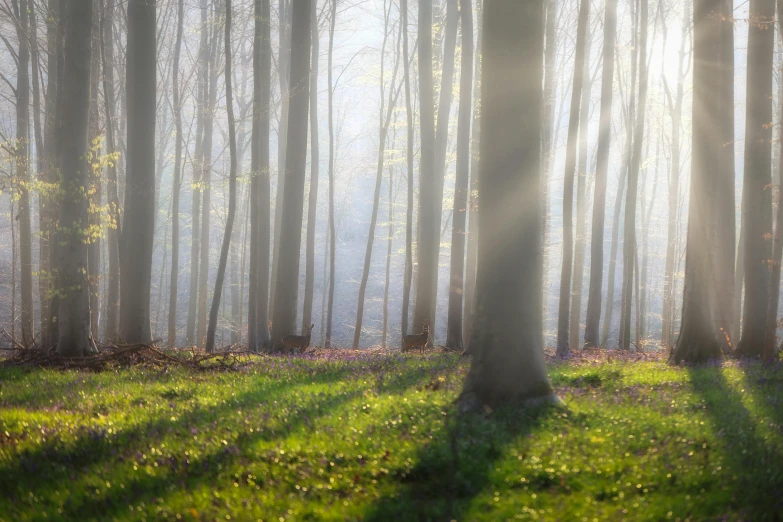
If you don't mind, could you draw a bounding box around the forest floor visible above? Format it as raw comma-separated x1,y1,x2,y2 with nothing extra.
0,349,782,521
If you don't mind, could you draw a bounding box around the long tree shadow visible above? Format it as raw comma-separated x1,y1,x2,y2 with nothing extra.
0,357,442,518
687,366,783,520
363,401,557,521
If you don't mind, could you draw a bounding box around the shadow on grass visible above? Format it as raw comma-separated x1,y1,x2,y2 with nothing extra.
0,358,441,519
687,366,783,520
363,401,557,521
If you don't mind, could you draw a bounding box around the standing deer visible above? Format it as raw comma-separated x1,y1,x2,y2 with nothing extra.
402,322,430,354
282,324,315,353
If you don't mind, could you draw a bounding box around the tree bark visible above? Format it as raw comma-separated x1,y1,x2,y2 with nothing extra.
57,0,94,356
325,0,337,347
119,0,156,344
14,0,34,346
737,0,774,358
303,0,320,331
445,0,473,351
462,0,482,348
584,0,617,349
167,0,184,348
88,18,102,339
556,0,590,357
30,3,46,338
460,0,556,409
205,0,238,354
400,0,414,341
670,0,723,363
412,0,438,340
620,0,649,351
269,0,312,350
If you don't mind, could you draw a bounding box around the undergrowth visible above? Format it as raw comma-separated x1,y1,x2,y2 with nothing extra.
0,352,781,521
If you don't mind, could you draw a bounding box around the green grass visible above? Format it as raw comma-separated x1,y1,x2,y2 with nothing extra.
1,353,782,521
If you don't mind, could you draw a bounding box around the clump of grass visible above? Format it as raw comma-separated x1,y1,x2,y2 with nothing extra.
0,353,781,521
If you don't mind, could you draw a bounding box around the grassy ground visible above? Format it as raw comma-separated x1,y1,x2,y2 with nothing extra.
0,350,782,521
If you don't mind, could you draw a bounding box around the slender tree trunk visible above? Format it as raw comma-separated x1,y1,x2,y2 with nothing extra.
670,0,723,363
541,0,558,286
738,0,775,358
205,0,238,354
556,0,590,357
186,0,208,345
325,0,337,346
30,4,46,338
412,0,438,340
270,0,312,350
353,8,402,349
14,0,34,346
715,0,735,350
620,0,649,351
41,0,60,348
167,0,184,348
11,196,17,342
462,0,482,348
303,0,320,331
639,136,660,342
119,0,156,344
661,1,689,349
445,0,473,350
57,0,94,356
198,19,220,347
382,161,394,349
248,0,272,351
270,0,292,317
100,0,121,341
584,0,617,348
601,164,627,347
400,0,414,340
570,32,594,350
88,20,102,339
460,0,556,408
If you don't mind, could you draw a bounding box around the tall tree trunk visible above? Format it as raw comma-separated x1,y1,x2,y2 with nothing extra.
412,0,438,340
198,17,220,347
100,0,121,341
186,0,208,345
425,0,459,343
459,0,555,408
325,0,337,346
661,0,689,349
88,20,102,339
400,0,414,340
168,0,184,348
763,0,783,363
119,0,156,344
352,7,402,349
584,0,617,348
620,0,649,351
738,0,775,358
462,0,482,348
639,134,660,342
57,0,94,356
205,0,238,354
556,0,590,357
382,161,394,349
270,0,292,317
570,31,594,350
30,4,46,337
41,0,60,348
249,0,271,351
14,0,34,346
303,0,319,331
601,163,627,347
670,0,723,363
541,0,558,292
270,0,312,350
445,0,473,351
715,0,735,350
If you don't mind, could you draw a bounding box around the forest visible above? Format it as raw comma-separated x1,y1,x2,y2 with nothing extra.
0,0,782,520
